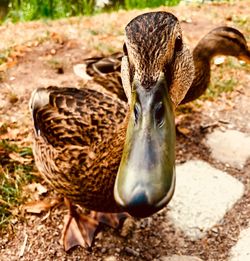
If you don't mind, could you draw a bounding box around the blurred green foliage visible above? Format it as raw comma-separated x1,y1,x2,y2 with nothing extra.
5,0,96,22
0,0,181,23
124,0,180,9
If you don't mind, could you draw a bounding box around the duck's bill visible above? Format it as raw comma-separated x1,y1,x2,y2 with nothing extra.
114,73,176,218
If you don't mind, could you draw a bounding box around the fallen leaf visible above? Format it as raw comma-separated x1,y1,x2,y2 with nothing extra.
9,152,33,164
23,198,61,214
177,126,190,136
26,183,48,195
0,126,19,140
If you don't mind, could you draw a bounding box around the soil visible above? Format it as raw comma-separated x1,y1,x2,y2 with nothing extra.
0,1,249,260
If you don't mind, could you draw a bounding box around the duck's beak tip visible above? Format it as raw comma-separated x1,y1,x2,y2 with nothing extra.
115,174,176,218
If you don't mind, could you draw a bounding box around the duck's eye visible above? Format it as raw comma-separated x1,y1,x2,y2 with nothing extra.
134,103,140,124
175,36,183,52
123,44,128,55
155,102,165,128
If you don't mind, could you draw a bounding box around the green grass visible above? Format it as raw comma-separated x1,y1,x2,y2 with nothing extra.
178,57,248,114
199,57,247,101
1,0,181,23
124,0,180,9
0,140,38,231
205,78,236,99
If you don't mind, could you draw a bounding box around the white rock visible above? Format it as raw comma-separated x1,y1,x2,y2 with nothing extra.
206,130,250,169
167,160,244,240
229,226,250,261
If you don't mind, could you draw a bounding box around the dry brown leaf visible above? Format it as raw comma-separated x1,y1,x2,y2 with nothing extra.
50,32,65,44
6,60,17,68
23,198,60,214
0,63,7,72
9,152,33,164
14,44,29,53
0,127,19,140
25,183,48,196
177,127,190,135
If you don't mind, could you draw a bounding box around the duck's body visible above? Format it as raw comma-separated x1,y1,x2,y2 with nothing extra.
31,86,127,213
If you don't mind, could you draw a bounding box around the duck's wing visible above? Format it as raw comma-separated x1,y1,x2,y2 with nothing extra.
84,52,127,102
85,52,123,75
30,86,127,149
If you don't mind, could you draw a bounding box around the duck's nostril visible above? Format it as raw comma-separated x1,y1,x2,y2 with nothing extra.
155,102,165,127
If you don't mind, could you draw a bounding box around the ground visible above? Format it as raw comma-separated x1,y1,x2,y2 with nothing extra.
0,1,250,260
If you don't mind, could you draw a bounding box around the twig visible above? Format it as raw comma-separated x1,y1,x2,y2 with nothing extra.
0,198,11,207
19,233,28,258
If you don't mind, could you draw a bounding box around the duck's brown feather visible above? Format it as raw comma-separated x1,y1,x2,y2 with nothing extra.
31,86,128,212
85,53,126,102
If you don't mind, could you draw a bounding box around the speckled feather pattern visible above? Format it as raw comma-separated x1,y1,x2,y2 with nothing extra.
125,12,179,88
31,86,128,212
85,53,127,102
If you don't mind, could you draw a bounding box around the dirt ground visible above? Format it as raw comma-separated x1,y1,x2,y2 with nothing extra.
0,1,250,260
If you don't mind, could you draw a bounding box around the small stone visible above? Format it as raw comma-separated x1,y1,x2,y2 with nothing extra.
103,256,117,261
124,246,140,257
206,130,250,169
50,49,56,54
95,231,103,240
211,227,219,234
168,160,244,240
101,247,107,254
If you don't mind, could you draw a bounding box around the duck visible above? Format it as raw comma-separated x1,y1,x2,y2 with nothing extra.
83,26,250,104
29,12,249,251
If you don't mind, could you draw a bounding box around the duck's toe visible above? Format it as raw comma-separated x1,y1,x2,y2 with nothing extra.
90,211,129,229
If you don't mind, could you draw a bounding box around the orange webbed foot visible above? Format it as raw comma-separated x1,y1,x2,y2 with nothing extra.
60,199,99,251
60,199,129,251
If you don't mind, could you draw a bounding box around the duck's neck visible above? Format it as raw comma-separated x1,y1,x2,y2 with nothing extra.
181,44,211,104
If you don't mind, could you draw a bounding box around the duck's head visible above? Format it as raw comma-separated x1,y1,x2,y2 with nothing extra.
114,12,194,218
